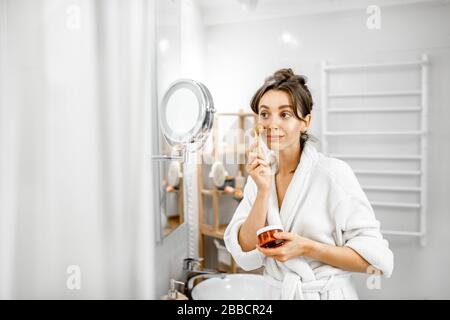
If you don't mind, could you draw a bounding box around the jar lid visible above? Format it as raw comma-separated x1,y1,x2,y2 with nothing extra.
256,225,284,236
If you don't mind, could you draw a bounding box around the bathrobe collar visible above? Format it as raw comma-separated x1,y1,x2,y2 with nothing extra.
268,140,319,230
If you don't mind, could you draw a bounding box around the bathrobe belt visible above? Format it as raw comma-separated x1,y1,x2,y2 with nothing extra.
263,271,353,300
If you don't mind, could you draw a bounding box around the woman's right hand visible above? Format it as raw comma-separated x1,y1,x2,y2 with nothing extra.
246,142,272,192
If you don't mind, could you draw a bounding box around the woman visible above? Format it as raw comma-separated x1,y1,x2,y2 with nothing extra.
224,68,394,300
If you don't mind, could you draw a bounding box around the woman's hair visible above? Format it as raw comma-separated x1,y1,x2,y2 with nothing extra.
250,68,314,149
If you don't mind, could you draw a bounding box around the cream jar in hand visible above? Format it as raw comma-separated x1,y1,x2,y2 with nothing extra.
256,225,285,248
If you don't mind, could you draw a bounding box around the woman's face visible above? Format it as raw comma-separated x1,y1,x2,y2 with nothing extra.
258,89,311,152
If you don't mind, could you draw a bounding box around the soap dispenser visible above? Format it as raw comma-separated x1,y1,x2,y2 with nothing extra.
161,279,188,300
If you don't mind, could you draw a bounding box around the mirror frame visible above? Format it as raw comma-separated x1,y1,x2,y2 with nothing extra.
157,79,215,158
160,79,206,147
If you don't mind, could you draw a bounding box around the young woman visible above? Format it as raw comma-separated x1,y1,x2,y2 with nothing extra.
224,68,394,300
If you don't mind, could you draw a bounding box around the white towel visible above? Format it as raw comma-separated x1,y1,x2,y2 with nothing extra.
255,129,278,175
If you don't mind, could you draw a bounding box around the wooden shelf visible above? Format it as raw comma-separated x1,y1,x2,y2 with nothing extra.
201,189,220,196
164,215,183,236
198,109,256,273
200,223,228,239
201,189,234,196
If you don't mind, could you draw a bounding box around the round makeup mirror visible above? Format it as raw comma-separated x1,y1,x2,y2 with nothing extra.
152,79,215,242
153,79,215,160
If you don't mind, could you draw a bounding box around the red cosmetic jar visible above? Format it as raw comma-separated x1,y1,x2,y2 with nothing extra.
256,225,285,248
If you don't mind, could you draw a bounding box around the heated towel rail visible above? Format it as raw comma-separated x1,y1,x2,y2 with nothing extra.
321,54,429,246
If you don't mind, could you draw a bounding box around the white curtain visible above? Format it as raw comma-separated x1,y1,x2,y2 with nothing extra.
0,0,155,299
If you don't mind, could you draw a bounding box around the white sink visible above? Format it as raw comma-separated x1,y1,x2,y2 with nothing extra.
191,274,269,300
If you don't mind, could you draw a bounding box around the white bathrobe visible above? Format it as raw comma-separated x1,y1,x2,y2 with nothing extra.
224,140,394,300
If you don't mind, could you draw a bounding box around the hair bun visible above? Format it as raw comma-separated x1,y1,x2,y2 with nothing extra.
293,75,307,86
273,68,295,81
270,68,308,87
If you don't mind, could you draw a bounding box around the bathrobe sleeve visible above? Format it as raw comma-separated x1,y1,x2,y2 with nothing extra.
332,163,394,278
223,177,266,271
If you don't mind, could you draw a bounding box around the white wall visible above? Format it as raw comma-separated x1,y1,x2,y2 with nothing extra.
202,2,450,299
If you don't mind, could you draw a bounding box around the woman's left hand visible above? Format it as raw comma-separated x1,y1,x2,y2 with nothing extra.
256,232,316,262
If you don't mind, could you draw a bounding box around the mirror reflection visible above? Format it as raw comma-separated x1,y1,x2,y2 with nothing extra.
165,88,200,136
160,160,184,236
